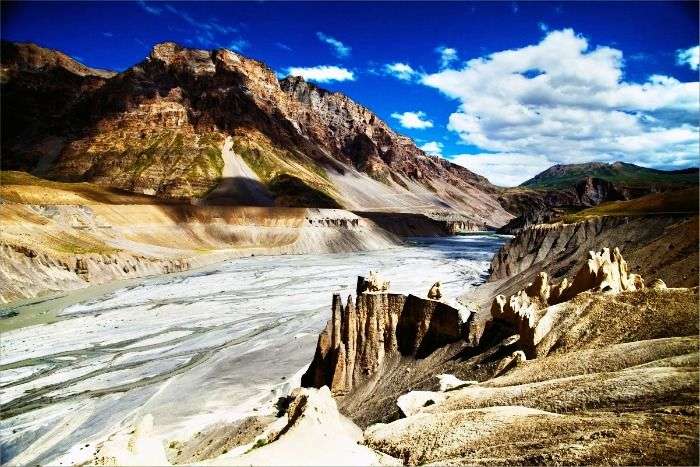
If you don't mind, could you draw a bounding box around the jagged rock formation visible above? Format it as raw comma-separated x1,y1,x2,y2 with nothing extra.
490,247,644,357
301,277,470,397
1,41,511,227
363,275,699,465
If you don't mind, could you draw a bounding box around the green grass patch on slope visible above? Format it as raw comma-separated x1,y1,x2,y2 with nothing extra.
231,130,342,207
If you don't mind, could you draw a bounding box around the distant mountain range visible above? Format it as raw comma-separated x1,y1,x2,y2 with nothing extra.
499,161,698,232
522,161,698,190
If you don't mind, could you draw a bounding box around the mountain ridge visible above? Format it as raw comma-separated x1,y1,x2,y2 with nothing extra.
1,40,511,227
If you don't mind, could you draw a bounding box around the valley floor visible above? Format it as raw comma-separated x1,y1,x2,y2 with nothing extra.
0,235,505,465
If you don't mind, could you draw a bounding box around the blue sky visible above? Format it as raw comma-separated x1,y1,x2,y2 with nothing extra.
2,1,698,185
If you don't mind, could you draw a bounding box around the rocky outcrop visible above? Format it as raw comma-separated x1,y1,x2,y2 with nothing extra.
489,247,645,357
301,276,471,397
427,282,442,300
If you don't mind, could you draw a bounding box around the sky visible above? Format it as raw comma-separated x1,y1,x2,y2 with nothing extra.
2,1,699,186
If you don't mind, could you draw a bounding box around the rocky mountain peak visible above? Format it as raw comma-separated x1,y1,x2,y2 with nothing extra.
147,41,215,74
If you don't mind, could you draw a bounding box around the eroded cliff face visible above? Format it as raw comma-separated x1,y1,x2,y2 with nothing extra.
301,278,470,397
489,215,699,291
0,203,399,304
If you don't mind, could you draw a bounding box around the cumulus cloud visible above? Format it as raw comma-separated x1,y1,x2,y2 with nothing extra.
677,45,699,70
436,46,458,69
420,141,444,155
421,28,699,185
285,65,355,83
391,111,434,129
317,32,351,58
384,62,418,81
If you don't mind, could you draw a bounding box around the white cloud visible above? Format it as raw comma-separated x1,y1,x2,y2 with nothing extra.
450,153,554,186
228,39,249,52
139,2,243,49
538,22,548,32
677,45,699,71
384,62,418,81
276,42,292,51
436,46,458,69
137,0,162,15
317,32,351,58
391,111,434,129
285,65,355,83
421,28,700,184
420,141,443,155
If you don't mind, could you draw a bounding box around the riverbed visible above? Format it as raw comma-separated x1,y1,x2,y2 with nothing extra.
0,235,506,465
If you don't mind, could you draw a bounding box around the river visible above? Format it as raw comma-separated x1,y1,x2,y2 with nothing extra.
0,234,506,465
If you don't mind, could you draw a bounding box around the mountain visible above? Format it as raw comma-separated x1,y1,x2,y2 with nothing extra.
498,161,698,233
521,161,698,190
1,41,511,227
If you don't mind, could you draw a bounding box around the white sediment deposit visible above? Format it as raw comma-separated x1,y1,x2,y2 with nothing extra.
0,203,399,303
0,235,506,465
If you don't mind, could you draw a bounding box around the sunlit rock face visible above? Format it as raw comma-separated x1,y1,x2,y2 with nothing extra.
302,277,471,396
489,247,645,358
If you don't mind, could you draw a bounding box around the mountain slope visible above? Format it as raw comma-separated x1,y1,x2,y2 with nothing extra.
1,41,512,227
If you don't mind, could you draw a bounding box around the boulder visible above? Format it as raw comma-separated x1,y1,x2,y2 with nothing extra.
436,374,476,392
427,281,442,300
357,271,390,294
397,391,446,417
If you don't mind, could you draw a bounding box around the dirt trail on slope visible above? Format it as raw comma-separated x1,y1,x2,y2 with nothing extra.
204,137,274,206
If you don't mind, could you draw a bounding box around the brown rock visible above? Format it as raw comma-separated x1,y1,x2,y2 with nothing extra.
427,281,442,300
302,279,471,396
